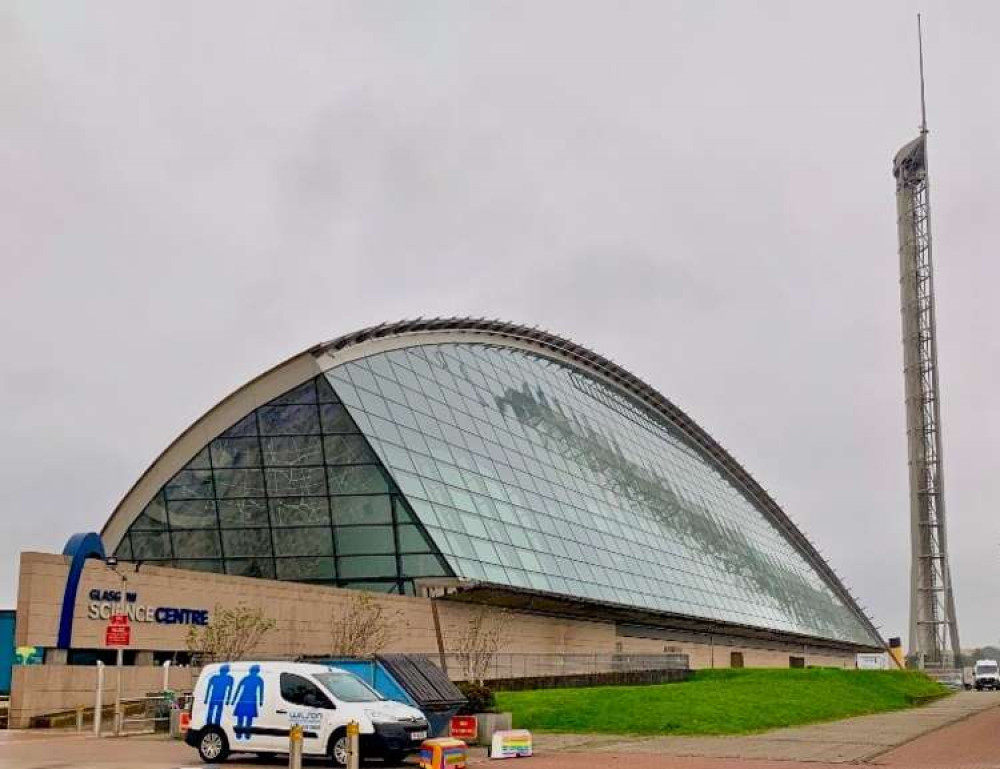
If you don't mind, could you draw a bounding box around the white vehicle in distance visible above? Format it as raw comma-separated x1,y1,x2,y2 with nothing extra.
185,661,428,766
973,659,1000,691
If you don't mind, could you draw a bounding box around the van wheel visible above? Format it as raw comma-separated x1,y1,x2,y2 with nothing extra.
198,726,230,763
328,729,349,768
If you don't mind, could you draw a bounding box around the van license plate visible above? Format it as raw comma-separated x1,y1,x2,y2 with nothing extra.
411,731,427,741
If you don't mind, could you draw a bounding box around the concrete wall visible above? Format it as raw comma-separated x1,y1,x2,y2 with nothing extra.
617,633,855,670
15,553,614,657
9,664,196,729
11,551,858,726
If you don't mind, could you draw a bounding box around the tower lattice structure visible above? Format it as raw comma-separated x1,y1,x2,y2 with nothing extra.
893,99,961,668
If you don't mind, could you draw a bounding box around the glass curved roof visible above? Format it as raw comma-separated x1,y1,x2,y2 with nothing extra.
326,343,877,646
113,337,878,646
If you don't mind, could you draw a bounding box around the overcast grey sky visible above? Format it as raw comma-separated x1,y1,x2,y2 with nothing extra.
2,1,997,648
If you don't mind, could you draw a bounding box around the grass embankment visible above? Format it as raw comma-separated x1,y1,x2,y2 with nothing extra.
495,669,947,736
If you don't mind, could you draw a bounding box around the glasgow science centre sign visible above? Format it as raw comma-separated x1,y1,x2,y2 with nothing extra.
56,532,211,650
86,589,210,626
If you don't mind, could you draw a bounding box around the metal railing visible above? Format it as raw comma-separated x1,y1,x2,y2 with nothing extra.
92,686,192,736
923,668,967,690
432,652,689,681
112,693,189,735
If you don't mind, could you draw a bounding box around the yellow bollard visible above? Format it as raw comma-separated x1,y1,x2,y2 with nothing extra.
346,720,360,769
288,724,304,769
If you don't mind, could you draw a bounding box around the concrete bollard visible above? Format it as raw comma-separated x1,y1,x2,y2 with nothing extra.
288,725,304,769
347,720,360,769
76,705,85,732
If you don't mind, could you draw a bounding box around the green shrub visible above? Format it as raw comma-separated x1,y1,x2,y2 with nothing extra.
458,681,497,714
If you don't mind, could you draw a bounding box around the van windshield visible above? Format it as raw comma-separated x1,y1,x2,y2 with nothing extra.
976,664,998,675
315,672,384,703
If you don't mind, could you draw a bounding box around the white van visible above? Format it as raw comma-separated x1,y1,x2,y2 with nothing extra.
185,661,428,766
974,659,999,691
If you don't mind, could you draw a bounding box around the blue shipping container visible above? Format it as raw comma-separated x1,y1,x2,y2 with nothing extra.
0,610,15,695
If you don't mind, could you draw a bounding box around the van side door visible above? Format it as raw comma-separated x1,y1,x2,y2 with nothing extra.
280,672,336,755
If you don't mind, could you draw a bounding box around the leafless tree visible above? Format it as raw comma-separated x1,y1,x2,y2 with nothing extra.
186,604,276,664
454,607,509,683
328,592,399,656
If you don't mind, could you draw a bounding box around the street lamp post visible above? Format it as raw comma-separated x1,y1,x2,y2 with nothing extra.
106,558,127,736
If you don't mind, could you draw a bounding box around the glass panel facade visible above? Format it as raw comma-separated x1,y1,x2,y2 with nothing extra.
112,339,876,645
324,343,878,645
114,376,449,592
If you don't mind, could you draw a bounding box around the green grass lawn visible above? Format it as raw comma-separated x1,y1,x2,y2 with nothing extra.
494,669,947,736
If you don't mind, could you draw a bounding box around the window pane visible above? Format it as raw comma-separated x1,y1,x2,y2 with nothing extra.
397,524,433,553
218,498,269,527
174,559,223,574
172,529,222,559
225,558,276,579
220,413,257,438
401,554,449,577
115,537,133,560
276,557,335,581
265,467,327,496
258,405,321,435
327,465,389,494
267,380,317,406
165,470,214,500
323,435,376,465
214,469,266,498
211,437,262,468
337,556,397,579
262,435,323,466
330,495,392,525
168,499,218,529
271,497,330,527
131,532,171,559
281,673,331,707
316,376,340,403
184,447,211,470
273,527,334,557
320,403,356,434
222,529,272,557
336,526,395,555
132,495,168,530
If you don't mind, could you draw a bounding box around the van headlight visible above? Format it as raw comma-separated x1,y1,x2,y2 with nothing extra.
369,710,400,724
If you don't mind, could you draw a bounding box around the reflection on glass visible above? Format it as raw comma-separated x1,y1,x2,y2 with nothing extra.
325,343,878,646
114,375,450,595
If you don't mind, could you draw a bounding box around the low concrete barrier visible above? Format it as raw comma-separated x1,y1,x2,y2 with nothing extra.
488,667,691,691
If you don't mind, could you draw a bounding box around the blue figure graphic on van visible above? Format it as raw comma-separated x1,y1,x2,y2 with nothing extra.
229,664,265,740
203,664,234,726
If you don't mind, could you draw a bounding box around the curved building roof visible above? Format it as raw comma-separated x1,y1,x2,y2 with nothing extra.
102,318,882,648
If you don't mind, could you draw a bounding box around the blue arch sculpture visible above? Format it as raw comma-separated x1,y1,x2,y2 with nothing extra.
57,532,107,650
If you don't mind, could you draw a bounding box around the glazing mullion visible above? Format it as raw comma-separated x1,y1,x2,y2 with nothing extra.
315,377,339,585
206,436,225,569
391,496,403,594
253,407,278,579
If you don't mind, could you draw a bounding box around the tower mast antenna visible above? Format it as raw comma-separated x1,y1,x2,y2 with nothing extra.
893,12,962,672
918,14,928,135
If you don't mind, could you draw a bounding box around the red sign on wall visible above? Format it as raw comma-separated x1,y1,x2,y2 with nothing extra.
105,614,131,647
450,715,478,740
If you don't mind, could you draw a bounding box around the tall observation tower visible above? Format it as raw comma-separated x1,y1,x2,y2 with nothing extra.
892,16,961,668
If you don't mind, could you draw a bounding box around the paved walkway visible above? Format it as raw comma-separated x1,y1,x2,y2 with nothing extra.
876,701,1000,768
524,691,1000,765
0,691,996,769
